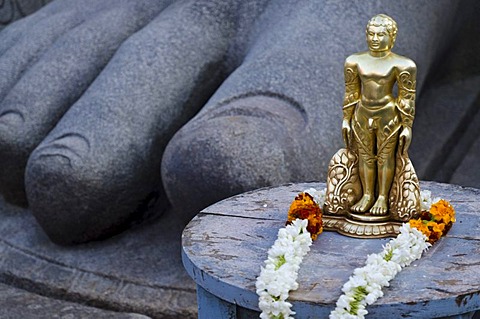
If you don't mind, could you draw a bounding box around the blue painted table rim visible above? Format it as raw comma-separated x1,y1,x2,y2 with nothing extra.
182,181,480,318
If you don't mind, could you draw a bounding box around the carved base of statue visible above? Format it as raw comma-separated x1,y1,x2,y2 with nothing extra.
323,148,421,238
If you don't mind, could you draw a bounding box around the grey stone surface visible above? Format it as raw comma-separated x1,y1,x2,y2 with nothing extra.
409,0,480,189
1,0,174,243
0,0,479,245
0,0,52,30
162,0,480,215
0,283,150,319
0,197,197,318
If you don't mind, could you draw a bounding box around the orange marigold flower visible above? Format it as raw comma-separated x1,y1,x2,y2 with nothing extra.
409,218,431,238
430,199,456,225
410,198,455,244
287,192,323,240
429,221,445,234
425,220,445,244
428,231,441,244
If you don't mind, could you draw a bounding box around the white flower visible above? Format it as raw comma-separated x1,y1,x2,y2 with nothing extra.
364,288,383,305
420,189,433,211
419,189,441,211
330,222,430,318
303,187,326,207
256,218,313,318
330,307,364,319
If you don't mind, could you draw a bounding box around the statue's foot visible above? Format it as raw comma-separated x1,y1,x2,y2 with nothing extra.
161,95,309,215
23,0,238,244
350,194,375,213
0,0,467,245
0,0,171,207
370,195,388,215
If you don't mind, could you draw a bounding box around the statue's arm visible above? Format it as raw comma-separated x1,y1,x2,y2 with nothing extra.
396,61,417,153
342,58,360,149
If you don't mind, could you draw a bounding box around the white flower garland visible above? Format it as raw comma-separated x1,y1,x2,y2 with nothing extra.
329,224,430,319
256,189,436,319
256,219,312,319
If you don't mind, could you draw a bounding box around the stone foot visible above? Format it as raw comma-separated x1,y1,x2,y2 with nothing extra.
161,95,307,217
0,0,170,208
0,0,467,245
23,0,236,244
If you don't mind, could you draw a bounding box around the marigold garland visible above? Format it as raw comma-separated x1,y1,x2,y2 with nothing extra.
286,192,323,240
409,198,455,244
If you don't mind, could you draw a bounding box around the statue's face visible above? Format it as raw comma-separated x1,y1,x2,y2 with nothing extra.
366,25,392,52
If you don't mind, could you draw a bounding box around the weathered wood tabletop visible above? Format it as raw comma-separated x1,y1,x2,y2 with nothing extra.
182,181,480,318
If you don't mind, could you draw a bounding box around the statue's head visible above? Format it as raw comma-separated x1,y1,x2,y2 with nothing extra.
366,14,397,53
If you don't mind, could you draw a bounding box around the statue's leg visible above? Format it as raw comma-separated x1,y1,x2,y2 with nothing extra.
0,0,170,206
371,103,400,215
348,107,376,213
351,156,376,213
371,133,398,215
24,0,247,244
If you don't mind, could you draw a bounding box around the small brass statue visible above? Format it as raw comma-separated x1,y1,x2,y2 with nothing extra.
324,14,421,238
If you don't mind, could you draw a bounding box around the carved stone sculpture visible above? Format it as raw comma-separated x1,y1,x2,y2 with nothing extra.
0,1,479,244
0,0,51,30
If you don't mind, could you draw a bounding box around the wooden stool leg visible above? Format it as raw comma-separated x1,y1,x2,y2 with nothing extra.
197,285,237,319
438,311,476,319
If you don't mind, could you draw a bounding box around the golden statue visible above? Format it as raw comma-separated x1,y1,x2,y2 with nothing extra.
323,14,421,238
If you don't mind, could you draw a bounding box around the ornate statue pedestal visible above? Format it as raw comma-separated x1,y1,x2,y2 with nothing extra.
323,214,402,239
324,148,421,238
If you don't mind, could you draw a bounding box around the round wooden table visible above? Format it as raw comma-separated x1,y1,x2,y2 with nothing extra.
182,182,480,318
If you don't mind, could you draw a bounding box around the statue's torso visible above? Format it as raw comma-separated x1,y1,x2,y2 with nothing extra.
346,52,413,108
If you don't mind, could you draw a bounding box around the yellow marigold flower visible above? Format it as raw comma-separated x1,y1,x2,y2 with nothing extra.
430,199,456,225
430,221,445,234
425,221,445,244
409,218,431,238
287,192,323,241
